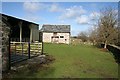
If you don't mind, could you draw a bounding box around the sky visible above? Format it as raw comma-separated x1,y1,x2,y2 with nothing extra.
1,2,118,36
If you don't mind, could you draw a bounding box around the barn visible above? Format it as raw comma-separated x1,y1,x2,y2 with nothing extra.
2,14,40,42
0,14,42,71
40,24,71,44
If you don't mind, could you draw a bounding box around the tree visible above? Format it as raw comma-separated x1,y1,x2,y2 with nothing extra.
116,27,120,46
88,26,98,45
77,31,88,42
97,7,118,48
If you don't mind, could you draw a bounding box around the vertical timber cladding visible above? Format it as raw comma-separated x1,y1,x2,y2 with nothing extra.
1,16,10,71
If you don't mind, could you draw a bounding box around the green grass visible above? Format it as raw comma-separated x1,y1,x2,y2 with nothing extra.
41,43,118,78
7,43,118,78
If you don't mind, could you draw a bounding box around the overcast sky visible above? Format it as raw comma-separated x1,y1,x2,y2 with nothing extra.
2,2,118,36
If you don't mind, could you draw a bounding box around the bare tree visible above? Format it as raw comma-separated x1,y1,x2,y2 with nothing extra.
87,11,100,45
88,26,98,45
77,31,88,42
97,7,118,48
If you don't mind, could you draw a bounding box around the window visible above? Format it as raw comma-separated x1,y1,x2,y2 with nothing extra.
55,36,59,38
51,36,59,38
60,36,64,38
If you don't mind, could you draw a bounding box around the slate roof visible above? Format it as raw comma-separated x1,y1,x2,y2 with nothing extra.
41,24,70,33
1,13,39,26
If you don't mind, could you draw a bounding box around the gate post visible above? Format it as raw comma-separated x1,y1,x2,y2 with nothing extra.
28,42,30,59
41,32,43,55
41,42,43,55
8,34,11,70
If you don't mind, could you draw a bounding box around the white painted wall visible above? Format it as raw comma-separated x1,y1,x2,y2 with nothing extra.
43,32,70,44
43,32,53,42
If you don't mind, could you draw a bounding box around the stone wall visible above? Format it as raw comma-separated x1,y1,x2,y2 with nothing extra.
0,16,10,72
0,17,2,79
101,44,120,63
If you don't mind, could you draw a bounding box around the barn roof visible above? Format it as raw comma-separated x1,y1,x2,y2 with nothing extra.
1,13,39,26
41,24,70,33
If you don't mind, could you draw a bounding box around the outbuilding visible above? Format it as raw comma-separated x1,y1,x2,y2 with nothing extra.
40,24,71,44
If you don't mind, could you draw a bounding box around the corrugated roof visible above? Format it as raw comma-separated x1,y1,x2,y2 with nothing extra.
41,24,70,33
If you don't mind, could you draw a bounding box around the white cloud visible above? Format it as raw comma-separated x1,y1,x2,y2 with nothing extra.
89,12,100,20
23,2,45,13
49,4,63,12
76,15,89,24
23,2,47,23
23,2,64,13
59,6,86,20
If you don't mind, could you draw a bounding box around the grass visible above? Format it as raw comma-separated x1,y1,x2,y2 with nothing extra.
42,43,118,78
5,43,118,78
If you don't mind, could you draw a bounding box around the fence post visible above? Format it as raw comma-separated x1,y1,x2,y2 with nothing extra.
28,42,30,59
22,43,23,56
8,35,11,70
15,43,16,55
41,42,43,55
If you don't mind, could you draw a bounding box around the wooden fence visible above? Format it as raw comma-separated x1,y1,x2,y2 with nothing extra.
10,42,43,64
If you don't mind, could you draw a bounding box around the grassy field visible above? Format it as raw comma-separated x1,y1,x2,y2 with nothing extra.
7,43,118,78
37,43,118,78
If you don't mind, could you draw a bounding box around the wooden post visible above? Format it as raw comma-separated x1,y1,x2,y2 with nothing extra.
22,43,23,56
8,34,11,70
15,43,16,55
18,21,22,42
41,42,43,55
28,42,30,59
41,32,43,55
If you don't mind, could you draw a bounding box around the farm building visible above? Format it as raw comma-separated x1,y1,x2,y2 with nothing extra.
0,13,42,71
40,24,71,44
2,14,40,42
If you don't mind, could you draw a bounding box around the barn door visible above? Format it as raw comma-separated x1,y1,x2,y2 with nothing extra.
51,36,59,43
